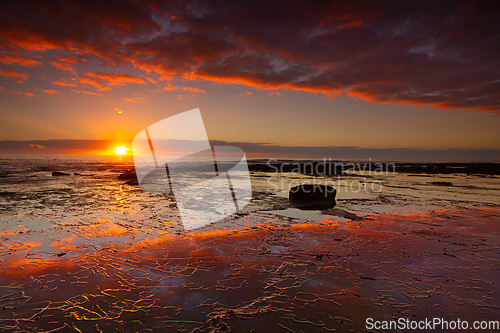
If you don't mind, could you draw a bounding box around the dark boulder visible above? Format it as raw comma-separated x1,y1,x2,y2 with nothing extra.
52,171,70,176
289,184,336,209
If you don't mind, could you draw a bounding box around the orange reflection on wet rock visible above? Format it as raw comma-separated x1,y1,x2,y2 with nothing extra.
81,222,131,238
0,208,498,332
50,235,77,251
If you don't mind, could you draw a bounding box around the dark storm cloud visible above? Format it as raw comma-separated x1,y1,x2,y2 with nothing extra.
0,0,498,111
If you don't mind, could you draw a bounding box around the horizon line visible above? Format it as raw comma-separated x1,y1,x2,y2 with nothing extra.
0,139,499,162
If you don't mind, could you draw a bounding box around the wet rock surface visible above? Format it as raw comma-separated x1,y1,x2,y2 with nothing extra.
0,209,499,332
0,156,498,332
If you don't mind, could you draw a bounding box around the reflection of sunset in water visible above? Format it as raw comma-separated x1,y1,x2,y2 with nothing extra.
0,208,498,332
0,154,498,331
110,184,129,209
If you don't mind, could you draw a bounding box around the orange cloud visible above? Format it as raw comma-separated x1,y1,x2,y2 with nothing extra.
82,90,100,95
0,70,28,80
78,72,145,91
49,56,87,72
13,91,34,96
70,89,101,95
124,96,144,102
78,77,111,90
53,80,77,87
0,52,41,66
183,87,205,93
83,72,145,84
0,1,497,112
50,61,74,71
41,89,58,94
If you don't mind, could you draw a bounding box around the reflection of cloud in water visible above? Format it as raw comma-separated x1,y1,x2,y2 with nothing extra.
0,155,499,331
0,209,499,331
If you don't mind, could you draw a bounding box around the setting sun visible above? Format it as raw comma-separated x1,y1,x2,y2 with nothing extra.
113,146,130,155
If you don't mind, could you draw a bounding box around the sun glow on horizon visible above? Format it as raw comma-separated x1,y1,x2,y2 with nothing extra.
113,146,130,155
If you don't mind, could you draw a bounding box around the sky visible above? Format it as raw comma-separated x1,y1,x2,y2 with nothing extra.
0,0,499,160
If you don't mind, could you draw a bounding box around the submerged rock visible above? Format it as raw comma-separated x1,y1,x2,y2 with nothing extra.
118,170,137,180
321,208,364,221
430,181,453,186
125,179,139,186
52,171,70,176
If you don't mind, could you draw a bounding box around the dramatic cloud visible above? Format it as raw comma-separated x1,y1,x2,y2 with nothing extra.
49,56,87,72
77,72,145,90
0,0,498,111
82,72,145,85
0,70,28,80
0,52,41,66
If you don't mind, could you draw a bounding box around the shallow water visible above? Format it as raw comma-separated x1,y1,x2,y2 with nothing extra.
0,155,499,332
